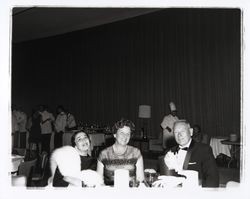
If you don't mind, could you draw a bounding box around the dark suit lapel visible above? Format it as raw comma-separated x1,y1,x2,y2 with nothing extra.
182,140,195,170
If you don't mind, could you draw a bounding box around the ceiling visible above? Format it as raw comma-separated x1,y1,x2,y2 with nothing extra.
12,7,162,43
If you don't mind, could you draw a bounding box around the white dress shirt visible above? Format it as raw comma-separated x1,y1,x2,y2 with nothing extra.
12,110,27,132
161,114,179,131
176,139,192,172
55,112,67,133
160,114,179,148
40,110,55,134
66,113,76,128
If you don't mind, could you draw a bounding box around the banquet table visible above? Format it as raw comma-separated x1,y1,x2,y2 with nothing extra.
221,139,241,168
11,154,25,174
209,136,231,158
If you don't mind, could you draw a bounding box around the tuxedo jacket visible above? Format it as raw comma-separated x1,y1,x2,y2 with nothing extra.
170,140,219,187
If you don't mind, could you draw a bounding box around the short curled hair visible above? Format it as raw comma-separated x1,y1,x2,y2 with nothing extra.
71,130,90,147
112,118,135,134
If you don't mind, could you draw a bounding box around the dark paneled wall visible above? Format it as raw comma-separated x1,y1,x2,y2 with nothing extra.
12,8,241,137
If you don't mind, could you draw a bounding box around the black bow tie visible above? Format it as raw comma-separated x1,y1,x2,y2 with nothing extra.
176,146,188,152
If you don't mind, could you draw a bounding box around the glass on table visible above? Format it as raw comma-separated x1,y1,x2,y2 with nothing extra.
129,179,140,187
144,169,158,187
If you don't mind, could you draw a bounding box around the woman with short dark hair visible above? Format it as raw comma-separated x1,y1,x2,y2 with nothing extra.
50,131,102,187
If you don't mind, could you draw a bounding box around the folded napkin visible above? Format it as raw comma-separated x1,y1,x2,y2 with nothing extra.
152,176,185,188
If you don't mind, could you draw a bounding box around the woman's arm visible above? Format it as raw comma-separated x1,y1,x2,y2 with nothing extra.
50,156,57,179
136,156,145,182
96,160,104,181
63,176,82,186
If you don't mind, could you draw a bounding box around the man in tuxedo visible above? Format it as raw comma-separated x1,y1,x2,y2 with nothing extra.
164,120,219,187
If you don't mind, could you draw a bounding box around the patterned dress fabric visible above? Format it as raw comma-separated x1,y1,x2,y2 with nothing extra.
98,145,141,185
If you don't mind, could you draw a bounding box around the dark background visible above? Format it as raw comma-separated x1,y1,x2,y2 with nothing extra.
11,8,241,138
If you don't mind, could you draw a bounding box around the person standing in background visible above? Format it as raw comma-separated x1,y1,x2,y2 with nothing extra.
59,108,77,147
12,106,27,149
27,108,42,155
54,106,67,149
66,110,77,131
39,105,55,154
160,102,179,150
11,108,19,148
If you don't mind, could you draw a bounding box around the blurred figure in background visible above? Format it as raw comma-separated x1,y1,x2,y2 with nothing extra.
192,124,209,144
39,105,55,154
62,108,77,146
12,106,27,149
54,105,67,149
11,108,19,149
161,102,179,150
27,108,42,155
65,109,77,131
192,124,202,143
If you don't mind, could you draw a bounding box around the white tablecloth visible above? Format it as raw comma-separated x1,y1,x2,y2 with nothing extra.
210,137,231,158
89,133,106,150
11,155,24,173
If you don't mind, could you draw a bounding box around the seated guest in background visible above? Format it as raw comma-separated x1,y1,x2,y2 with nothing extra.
192,124,202,143
97,118,144,186
50,131,101,187
54,105,67,149
164,120,219,187
160,102,179,150
192,124,209,144
65,109,77,131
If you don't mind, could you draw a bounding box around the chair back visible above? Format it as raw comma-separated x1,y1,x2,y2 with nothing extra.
12,148,27,156
89,133,105,149
37,151,48,178
158,155,168,175
18,158,37,179
40,152,48,169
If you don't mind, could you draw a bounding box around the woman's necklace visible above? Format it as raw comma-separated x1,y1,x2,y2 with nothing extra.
113,144,128,156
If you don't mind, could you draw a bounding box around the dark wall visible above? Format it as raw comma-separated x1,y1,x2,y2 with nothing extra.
12,8,241,137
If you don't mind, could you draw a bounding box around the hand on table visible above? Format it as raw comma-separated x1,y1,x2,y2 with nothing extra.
164,151,179,171
80,169,104,187
152,176,185,188
63,176,82,186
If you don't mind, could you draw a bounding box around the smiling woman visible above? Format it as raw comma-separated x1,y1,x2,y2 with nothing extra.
97,118,144,186
49,131,102,187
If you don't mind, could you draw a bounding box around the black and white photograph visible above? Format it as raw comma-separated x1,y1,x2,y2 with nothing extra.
1,0,250,199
